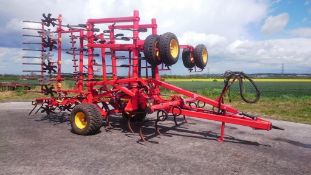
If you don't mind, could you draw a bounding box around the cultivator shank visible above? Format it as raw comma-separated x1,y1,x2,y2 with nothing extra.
23,10,281,143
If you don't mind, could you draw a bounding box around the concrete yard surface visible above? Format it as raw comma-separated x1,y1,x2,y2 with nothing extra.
0,102,310,175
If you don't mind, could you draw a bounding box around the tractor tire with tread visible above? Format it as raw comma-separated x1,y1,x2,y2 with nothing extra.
70,103,103,135
182,48,195,68
159,32,180,66
193,44,208,69
143,34,161,66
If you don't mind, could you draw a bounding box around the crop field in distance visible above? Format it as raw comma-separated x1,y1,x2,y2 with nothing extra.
0,75,310,124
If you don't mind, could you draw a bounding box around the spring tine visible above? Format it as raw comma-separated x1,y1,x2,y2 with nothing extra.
34,104,44,114
173,115,178,126
155,118,160,135
29,104,38,115
127,118,134,133
139,122,146,142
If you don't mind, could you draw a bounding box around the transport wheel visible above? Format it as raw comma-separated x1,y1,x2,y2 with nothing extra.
70,103,103,135
143,34,161,66
182,48,195,68
159,32,180,66
122,110,147,122
193,44,208,69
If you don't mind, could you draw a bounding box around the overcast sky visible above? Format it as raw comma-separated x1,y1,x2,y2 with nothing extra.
0,0,310,75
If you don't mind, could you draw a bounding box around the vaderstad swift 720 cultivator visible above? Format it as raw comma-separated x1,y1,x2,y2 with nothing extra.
22,10,283,142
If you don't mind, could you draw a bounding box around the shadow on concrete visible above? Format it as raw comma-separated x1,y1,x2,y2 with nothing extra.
29,112,69,125
107,115,271,147
274,137,311,149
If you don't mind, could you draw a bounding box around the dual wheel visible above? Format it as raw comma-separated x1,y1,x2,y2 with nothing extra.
143,32,180,67
182,44,208,69
143,33,208,69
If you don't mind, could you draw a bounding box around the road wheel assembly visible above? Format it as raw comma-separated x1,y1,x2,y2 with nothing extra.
143,35,161,66
182,48,195,68
193,44,208,69
159,32,180,66
70,103,103,135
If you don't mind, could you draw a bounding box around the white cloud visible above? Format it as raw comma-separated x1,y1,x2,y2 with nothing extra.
224,38,311,68
261,13,289,34
0,0,268,40
0,47,23,74
290,28,311,38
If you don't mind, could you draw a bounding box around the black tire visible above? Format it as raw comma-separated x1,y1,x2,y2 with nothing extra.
122,110,147,122
70,103,103,135
193,44,208,69
143,35,161,66
182,48,195,68
159,32,180,66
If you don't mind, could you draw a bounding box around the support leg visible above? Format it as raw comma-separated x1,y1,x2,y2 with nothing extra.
217,122,225,142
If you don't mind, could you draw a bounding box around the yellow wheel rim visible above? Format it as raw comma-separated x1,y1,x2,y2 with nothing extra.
170,39,179,59
74,112,87,129
190,53,194,63
154,41,160,59
202,48,208,64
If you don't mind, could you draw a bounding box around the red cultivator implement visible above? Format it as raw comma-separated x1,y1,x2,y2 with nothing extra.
23,10,282,142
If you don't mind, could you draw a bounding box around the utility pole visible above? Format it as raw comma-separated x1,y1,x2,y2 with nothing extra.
281,63,284,75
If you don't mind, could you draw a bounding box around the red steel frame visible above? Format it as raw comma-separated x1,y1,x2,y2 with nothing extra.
31,10,273,142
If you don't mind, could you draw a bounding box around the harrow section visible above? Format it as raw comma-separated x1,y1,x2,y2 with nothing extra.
23,10,282,142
